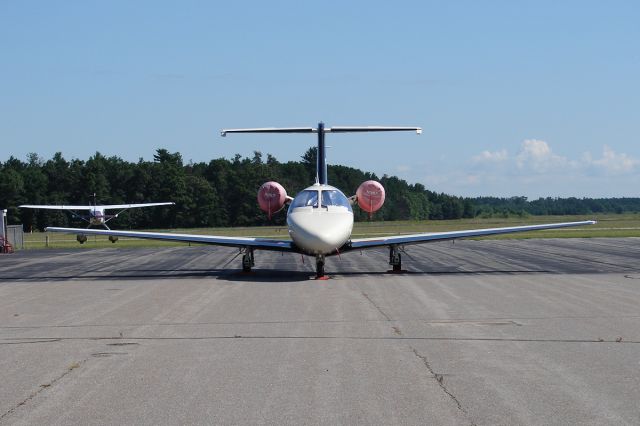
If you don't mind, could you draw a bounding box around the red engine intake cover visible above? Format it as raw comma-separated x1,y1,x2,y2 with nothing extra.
257,181,287,219
356,180,385,213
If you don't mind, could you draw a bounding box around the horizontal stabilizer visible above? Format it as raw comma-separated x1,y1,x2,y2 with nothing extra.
222,122,422,186
221,126,422,136
221,127,315,137
329,126,422,134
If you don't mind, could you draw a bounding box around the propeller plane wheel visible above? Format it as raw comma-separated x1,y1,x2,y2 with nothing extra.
76,234,88,244
108,235,119,243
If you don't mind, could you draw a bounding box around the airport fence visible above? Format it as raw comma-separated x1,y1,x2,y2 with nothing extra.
6,225,24,250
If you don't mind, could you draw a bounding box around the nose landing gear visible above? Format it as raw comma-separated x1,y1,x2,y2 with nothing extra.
315,255,329,280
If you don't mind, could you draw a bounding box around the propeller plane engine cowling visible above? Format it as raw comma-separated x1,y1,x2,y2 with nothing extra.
257,181,288,219
356,180,385,216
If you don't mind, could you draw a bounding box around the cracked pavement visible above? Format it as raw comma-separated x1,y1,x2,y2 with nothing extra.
1,239,640,425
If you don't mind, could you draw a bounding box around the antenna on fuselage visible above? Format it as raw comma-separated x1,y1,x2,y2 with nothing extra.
221,123,422,185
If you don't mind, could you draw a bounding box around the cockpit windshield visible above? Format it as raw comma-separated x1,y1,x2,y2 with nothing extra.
289,190,318,208
321,190,352,210
289,189,353,212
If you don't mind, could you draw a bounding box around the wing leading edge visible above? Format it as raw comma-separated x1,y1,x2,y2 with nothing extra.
20,205,97,210
346,220,597,250
20,202,174,211
46,220,595,254
44,227,295,251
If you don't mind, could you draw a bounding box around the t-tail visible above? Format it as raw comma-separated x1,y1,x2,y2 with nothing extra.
221,123,422,185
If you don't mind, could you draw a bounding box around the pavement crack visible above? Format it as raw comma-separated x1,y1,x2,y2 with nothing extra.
0,339,61,345
361,292,392,321
410,347,476,426
0,358,87,422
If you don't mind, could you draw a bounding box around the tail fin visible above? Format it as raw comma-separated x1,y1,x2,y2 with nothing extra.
221,123,421,185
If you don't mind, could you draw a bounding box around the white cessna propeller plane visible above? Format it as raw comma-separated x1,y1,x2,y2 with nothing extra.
46,123,595,277
21,196,174,243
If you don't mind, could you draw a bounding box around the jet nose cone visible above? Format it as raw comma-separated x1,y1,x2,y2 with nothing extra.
287,209,353,254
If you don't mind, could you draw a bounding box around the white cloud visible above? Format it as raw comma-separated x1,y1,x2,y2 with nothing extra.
472,149,508,163
586,145,638,174
515,139,567,173
459,140,640,197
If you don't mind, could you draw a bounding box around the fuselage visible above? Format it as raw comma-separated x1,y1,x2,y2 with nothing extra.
286,184,353,255
89,208,106,226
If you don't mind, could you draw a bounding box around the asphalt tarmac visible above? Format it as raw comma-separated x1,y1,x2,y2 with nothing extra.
1,238,639,425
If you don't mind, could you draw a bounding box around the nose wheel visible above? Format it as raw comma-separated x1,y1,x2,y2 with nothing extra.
315,255,329,280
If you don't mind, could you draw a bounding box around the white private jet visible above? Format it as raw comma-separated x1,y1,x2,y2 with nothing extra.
46,123,596,277
21,196,174,243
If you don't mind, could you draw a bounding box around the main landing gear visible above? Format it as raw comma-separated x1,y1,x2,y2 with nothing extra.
389,245,403,272
241,248,255,273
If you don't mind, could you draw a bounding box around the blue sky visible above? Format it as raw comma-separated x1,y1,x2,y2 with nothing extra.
1,1,638,198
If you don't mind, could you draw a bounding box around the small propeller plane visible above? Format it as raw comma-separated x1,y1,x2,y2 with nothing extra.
46,123,596,277
21,196,174,243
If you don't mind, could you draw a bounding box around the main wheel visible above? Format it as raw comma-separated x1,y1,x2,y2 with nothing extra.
242,254,252,272
389,247,402,272
392,253,402,272
241,249,254,273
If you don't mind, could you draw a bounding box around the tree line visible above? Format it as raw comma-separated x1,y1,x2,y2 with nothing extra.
1,148,639,230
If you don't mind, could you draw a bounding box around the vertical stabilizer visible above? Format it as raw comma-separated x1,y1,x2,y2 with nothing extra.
317,122,327,185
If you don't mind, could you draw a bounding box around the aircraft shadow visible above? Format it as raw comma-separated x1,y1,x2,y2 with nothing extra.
2,268,557,283
216,268,555,282
2,269,227,282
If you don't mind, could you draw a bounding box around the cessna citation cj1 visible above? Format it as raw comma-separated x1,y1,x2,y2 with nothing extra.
46,123,596,278
22,199,174,243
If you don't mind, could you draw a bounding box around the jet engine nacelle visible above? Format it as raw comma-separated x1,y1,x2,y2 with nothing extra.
356,180,385,214
257,181,288,219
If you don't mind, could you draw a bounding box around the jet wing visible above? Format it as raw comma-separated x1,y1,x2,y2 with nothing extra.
44,227,295,251
99,202,175,210
346,220,597,250
20,204,95,210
